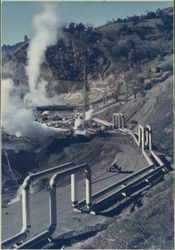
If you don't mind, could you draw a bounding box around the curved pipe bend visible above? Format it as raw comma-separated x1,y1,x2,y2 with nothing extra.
50,163,88,188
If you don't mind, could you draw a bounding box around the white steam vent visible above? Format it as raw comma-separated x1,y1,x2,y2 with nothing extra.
26,4,60,106
1,5,66,138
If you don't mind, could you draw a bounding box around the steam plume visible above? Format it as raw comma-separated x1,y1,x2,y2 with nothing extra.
2,79,68,138
26,5,59,94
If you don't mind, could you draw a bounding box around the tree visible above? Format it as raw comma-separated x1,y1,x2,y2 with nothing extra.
24,35,29,41
68,22,76,34
146,11,156,19
76,23,85,32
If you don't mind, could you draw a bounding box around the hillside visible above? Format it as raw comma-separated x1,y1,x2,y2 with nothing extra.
2,7,173,89
2,7,173,155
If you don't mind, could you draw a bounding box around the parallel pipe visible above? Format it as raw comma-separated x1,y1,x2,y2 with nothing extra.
146,125,164,167
77,164,155,208
93,164,165,210
2,162,73,249
85,167,92,209
71,174,78,207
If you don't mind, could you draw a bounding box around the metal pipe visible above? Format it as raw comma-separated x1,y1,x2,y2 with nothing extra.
17,181,58,249
50,163,88,188
48,186,57,233
16,230,51,249
94,164,165,209
138,125,153,166
2,162,73,249
146,125,152,151
71,174,78,207
138,125,142,147
145,128,149,148
1,176,32,249
85,167,92,209
119,127,139,146
77,164,155,208
146,125,164,167
21,188,30,231
118,114,120,129
2,231,27,249
119,113,124,128
26,162,73,181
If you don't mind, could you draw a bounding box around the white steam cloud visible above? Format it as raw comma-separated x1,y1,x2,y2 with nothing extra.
1,6,67,138
26,5,59,94
1,79,68,138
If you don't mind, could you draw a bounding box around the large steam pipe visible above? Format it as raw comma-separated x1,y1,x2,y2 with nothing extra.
77,164,155,208
117,113,140,146
146,125,152,151
138,125,153,166
138,125,142,147
145,127,149,148
119,113,124,128
50,163,91,209
17,185,58,249
118,114,120,128
2,162,73,249
71,174,78,208
16,163,90,249
146,125,164,167
85,167,92,209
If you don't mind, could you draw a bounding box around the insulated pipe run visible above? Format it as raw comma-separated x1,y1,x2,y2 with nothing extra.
71,174,78,207
48,185,57,235
145,129,149,149
146,125,152,150
141,125,145,151
138,127,141,147
1,175,32,249
2,162,73,249
138,125,143,147
121,114,124,128
138,125,153,166
85,167,92,209
146,125,164,167
21,188,30,231
118,114,120,129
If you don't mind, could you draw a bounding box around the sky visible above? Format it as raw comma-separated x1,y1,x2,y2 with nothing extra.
2,1,173,45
